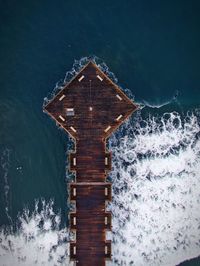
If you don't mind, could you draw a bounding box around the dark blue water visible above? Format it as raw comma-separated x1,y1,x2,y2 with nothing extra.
0,1,200,265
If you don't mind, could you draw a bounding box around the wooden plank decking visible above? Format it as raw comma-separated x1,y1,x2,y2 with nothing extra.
43,61,137,265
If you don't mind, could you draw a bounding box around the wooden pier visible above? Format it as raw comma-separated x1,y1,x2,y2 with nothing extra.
43,61,137,265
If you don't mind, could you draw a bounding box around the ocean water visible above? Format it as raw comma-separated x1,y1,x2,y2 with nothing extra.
0,1,200,265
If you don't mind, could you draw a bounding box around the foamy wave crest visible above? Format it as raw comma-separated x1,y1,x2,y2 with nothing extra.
139,90,179,109
0,200,73,266
108,110,200,266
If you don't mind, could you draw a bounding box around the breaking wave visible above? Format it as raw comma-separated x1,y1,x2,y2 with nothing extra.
138,90,179,110
108,110,200,266
0,200,73,266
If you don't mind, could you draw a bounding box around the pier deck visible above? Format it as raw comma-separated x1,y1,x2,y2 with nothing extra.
44,61,137,265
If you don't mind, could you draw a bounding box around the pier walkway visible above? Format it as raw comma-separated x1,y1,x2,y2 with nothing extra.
44,61,137,265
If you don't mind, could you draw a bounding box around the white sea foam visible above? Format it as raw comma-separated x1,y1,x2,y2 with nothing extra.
107,110,200,266
0,200,74,266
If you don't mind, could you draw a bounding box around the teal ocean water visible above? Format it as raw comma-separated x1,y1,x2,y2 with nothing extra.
0,1,200,265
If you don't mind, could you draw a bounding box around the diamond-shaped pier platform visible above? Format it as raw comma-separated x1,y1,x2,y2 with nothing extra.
43,61,137,265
